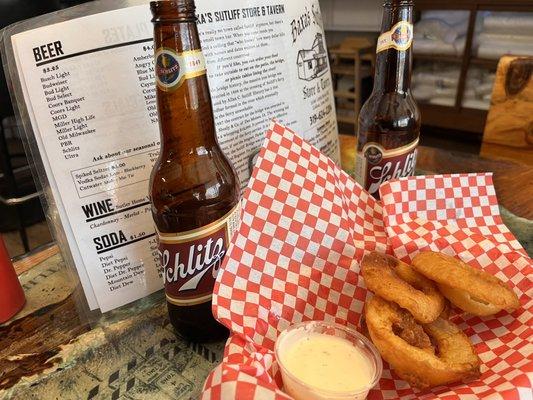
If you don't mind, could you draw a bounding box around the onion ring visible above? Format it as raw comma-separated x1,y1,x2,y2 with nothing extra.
412,252,519,315
361,252,446,323
438,284,503,316
365,296,481,389
438,298,452,320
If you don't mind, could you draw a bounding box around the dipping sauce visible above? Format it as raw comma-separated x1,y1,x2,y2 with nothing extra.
281,332,374,392
275,321,382,400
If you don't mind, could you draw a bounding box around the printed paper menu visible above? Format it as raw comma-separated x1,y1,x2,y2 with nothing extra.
9,0,339,312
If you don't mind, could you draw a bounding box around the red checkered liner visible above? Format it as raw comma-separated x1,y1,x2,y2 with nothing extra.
202,122,532,400
379,174,525,255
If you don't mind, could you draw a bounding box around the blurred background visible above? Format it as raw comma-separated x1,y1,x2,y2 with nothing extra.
1,0,532,258
322,0,533,155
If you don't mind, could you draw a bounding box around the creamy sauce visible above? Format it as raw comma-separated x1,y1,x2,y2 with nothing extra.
281,332,374,392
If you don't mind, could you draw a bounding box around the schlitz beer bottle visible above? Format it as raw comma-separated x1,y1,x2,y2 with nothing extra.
355,0,420,198
150,0,240,341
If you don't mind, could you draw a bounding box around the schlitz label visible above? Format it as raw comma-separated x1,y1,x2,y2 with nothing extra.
154,48,206,92
376,21,413,53
157,203,240,306
354,138,418,198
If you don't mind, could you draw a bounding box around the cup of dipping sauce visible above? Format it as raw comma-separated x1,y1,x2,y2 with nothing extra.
275,320,382,400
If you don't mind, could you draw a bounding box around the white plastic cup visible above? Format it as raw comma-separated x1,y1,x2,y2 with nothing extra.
275,320,382,400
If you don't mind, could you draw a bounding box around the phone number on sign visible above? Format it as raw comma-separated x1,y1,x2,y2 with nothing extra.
309,104,332,126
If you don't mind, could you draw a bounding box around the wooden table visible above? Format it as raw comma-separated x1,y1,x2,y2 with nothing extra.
1,136,532,399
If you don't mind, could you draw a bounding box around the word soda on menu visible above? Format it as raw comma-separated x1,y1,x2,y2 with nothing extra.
354,0,420,198
149,0,240,342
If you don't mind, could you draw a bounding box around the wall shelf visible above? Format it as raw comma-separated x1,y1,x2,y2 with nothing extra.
329,38,375,131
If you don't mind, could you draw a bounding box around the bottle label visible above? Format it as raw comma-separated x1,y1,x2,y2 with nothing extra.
354,138,418,197
154,48,206,92
376,21,413,53
157,203,240,306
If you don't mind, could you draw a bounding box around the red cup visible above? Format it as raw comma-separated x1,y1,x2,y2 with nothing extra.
0,236,26,323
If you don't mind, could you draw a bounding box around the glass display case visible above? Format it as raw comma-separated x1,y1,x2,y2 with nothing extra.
411,1,533,135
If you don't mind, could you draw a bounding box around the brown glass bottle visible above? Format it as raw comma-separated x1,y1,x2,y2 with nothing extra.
355,0,420,198
150,0,240,342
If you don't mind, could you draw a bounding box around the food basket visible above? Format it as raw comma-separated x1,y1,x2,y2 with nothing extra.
202,122,532,400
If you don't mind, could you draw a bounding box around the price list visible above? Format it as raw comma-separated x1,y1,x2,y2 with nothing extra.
11,6,165,311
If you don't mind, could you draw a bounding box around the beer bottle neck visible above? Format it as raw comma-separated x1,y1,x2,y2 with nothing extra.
373,1,413,94
153,13,217,154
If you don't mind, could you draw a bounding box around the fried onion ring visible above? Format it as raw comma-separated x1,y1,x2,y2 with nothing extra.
438,284,503,316
412,252,519,315
438,298,452,320
365,296,481,389
361,252,445,323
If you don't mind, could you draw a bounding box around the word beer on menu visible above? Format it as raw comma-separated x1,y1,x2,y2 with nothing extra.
149,0,241,342
355,0,420,198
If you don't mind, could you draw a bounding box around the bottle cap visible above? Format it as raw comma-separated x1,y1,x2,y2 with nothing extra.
150,0,196,22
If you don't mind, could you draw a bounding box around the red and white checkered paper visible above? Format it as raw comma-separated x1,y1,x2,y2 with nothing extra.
202,122,532,400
